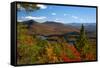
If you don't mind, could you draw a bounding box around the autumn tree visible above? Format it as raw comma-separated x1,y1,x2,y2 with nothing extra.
75,24,90,59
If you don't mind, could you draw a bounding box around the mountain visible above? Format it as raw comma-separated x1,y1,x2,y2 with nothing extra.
18,20,96,37
66,23,96,32
27,21,79,36
22,20,38,25
65,23,96,40
43,21,64,26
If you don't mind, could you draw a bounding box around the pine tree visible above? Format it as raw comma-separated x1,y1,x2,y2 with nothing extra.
75,24,90,59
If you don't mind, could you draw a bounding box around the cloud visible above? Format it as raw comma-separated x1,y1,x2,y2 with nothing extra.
80,18,84,22
64,14,67,16
71,15,84,22
54,18,63,23
17,19,23,22
25,16,47,20
37,4,47,9
54,19,59,22
55,19,59,20
52,13,56,15
72,15,78,19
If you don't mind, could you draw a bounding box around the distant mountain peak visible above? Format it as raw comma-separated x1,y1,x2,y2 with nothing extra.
43,21,64,25
22,19,38,25
25,20,38,23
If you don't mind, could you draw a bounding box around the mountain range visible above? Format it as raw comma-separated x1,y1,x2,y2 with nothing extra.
18,20,96,37
19,20,80,36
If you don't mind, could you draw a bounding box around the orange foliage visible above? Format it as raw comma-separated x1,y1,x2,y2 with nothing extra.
85,53,95,60
60,52,71,62
67,45,81,60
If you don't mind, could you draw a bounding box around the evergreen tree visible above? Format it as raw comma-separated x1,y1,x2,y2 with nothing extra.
75,24,90,59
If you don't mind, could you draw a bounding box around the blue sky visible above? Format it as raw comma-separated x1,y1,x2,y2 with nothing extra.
17,4,96,24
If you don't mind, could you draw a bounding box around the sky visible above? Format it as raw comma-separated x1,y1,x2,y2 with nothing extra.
17,3,96,24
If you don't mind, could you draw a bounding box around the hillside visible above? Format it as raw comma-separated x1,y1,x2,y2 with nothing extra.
17,20,96,64
21,20,80,36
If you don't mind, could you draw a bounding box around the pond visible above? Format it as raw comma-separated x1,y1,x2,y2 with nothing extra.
64,32,79,45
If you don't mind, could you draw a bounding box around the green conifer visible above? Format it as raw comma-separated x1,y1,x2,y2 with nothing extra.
75,24,90,59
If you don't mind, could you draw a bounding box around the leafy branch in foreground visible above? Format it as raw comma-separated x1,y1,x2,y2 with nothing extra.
17,3,40,12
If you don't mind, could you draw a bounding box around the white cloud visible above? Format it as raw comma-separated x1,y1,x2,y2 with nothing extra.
80,18,84,21
64,14,67,16
72,16,78,19
52,13,56,15
37,4,47,9
71,15,85,23
25,16,47,20
55,19,59,20
54,18,63,23
17,19,23,22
